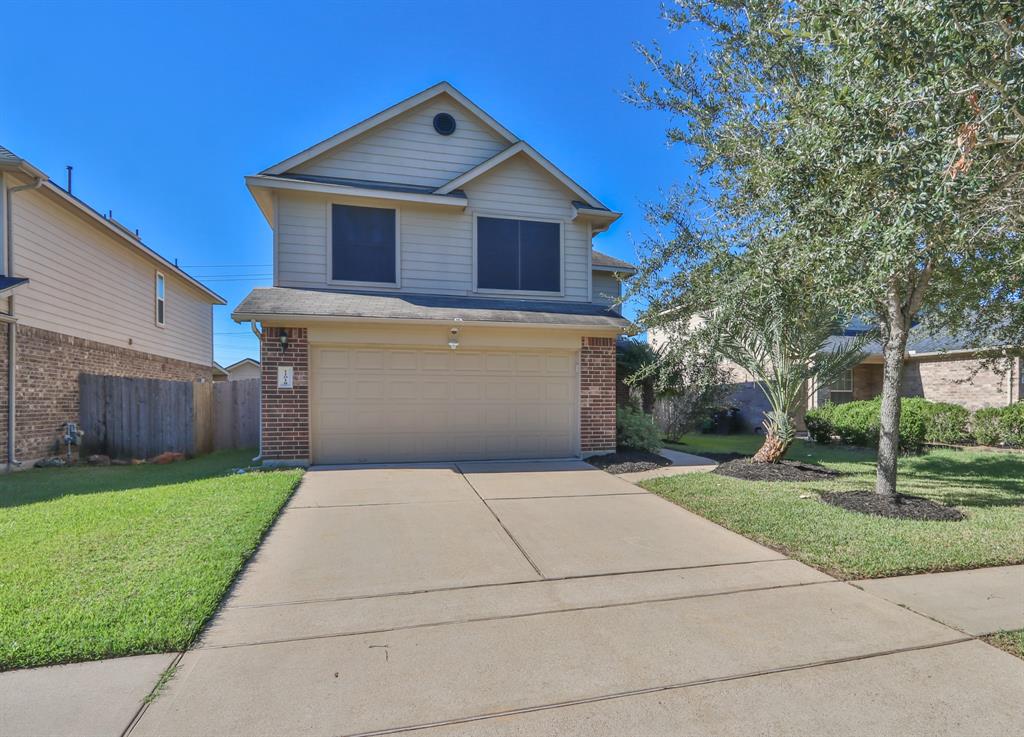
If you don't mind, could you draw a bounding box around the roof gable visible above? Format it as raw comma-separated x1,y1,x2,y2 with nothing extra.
263,82,517,179
434,141,606,209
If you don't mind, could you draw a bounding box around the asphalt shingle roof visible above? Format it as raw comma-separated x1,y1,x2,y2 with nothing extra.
591,249,636,272
233,287,630,328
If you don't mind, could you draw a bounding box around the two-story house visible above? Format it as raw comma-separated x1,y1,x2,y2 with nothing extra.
0,145,225,468
233,82,635,465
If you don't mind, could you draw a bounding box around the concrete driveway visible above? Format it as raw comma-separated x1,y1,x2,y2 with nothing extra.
131,461,1024,736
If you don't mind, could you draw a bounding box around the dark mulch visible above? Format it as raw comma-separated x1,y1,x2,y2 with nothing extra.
820,491,965,521
693,451,749,463
587,449,673,475
713,458,840,482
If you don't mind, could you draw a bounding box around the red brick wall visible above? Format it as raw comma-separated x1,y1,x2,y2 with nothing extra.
580,336,616,454
260,327,310,463
0,324,211,465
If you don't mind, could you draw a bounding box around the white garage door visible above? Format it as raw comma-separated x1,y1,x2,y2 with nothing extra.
310,346,578,464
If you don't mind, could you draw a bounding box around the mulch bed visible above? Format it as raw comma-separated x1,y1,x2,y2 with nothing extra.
713,458,840,482
820,491,965,521
587,449,673,475
690,451,749,463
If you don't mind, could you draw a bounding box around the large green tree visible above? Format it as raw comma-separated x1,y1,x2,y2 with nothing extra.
628,0,1023,497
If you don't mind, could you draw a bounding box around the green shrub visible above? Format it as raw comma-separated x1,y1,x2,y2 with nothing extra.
804,398,955,454
616,407,663,452
997,403,1024,447
918,401,971,445
805,404,837,444
972,407,1004,446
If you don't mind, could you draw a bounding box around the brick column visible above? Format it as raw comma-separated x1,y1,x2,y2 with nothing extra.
260,327,310,465
580,336,616,455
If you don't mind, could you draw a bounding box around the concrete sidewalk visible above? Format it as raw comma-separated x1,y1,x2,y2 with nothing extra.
616,447,717,482
855,564,1024,635
0,653,175,737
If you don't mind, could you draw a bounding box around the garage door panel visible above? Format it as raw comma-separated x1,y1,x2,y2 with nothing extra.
312,346,578,464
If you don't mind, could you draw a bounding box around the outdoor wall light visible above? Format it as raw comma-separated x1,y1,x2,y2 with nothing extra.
279,332,289,351
448,327,460,350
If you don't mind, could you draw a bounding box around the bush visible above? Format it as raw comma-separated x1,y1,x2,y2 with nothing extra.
918,401,971,445
972,407,1004,446
616,407,663,452
998,403,1024,447
805,403,837,445
803,398,963,454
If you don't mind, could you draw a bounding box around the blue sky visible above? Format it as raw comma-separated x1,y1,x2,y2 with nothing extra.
1,0,696,366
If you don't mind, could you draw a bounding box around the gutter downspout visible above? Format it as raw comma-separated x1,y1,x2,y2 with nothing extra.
4,174,44,470
249,320,263,462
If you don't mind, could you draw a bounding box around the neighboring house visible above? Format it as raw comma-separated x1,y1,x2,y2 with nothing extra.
810,330,1022,414
652,323,1022,433
232,82,634,465
222,358,260,382
212,362,229,382
0,145,225,468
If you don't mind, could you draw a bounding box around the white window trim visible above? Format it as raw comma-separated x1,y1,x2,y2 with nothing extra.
471,211,565,298
326,201,402,290
155,271,166,327
827,368,854,402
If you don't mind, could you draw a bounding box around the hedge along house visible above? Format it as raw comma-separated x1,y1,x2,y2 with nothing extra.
0,145,225,468
232,82,635,466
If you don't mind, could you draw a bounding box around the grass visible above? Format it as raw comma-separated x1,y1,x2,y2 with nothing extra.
983,630,1024,660
0,450,303,670
643,434,1024,579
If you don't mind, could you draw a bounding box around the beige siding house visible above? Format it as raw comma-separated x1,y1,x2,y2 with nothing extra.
222,358,261,382
234,82,635,466
0,145,225,467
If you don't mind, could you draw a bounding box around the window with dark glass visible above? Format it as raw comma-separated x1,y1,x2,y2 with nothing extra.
331,204,396,283
477,216,560,292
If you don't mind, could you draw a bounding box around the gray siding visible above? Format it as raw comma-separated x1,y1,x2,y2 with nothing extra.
275,155,594,302
591,271,621,307
292,94,508,189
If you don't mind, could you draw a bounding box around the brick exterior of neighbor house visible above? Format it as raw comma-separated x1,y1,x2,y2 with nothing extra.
580,336,617,454
0,324,212,465
901,355,1019,411
259,327,310,463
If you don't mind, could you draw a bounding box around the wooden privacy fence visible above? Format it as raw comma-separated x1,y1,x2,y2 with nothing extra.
79,374,259,459
213,379,260,451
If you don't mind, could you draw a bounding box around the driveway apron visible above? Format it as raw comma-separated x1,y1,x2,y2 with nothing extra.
132,460,1024,737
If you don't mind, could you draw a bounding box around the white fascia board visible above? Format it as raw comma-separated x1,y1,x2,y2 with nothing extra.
245,175,469,209
591,264,636,275
262,82,518,176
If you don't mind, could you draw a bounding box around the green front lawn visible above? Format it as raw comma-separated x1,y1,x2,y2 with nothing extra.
0,450,303,670
644,434,1024,579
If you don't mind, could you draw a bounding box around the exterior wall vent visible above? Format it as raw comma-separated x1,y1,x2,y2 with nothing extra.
433,113,456,136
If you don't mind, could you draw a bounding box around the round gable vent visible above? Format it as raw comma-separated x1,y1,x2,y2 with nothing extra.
433,112,456,136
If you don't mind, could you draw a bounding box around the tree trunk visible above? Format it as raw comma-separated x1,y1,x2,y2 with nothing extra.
641,380,656,414
753,431,790,463
875,323,910,498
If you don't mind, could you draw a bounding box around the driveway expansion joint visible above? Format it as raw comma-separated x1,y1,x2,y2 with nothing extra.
199,579,841,652
221,557,792,610
455,467,546,578
344,637,976,737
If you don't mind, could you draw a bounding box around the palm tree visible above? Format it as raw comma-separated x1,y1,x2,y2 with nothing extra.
718,312,871,463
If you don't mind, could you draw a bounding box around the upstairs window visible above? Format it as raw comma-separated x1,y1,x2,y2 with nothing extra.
477,216,560,293
155,272,165,326
827,368,854,404
331,204,397,284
